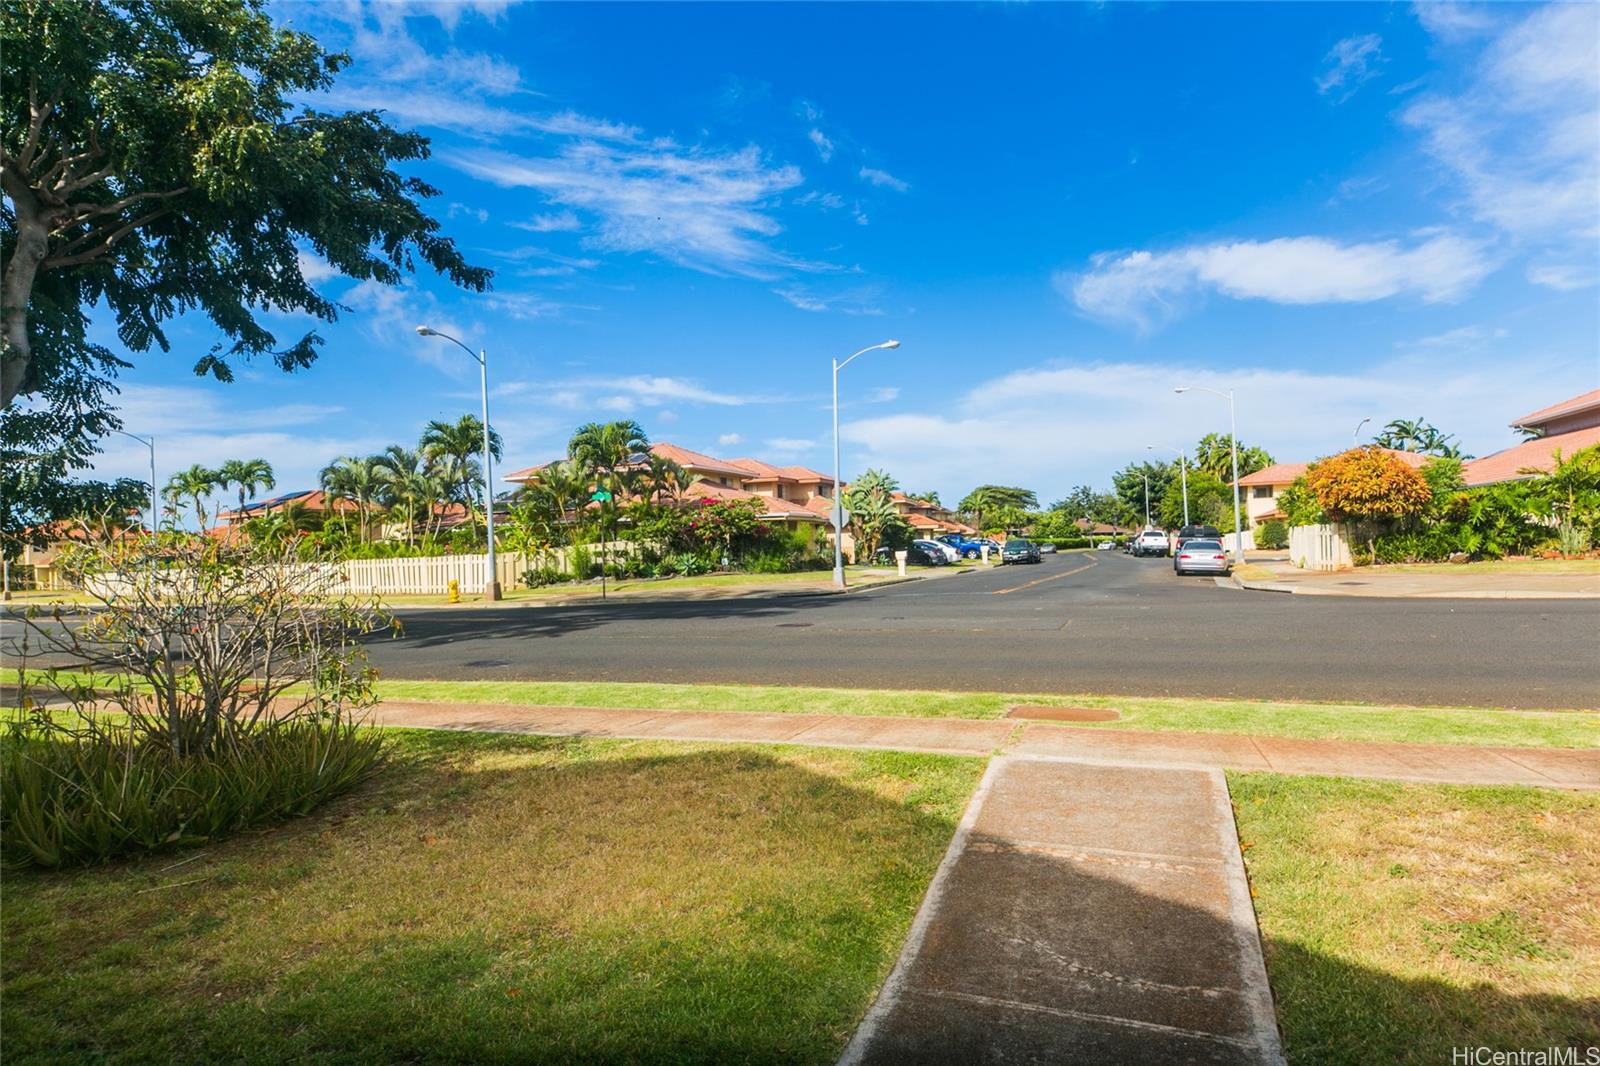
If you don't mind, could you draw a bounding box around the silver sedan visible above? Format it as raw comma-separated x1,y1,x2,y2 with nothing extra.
1173,539,1231,576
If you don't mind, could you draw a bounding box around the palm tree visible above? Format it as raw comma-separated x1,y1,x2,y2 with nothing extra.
420,415,503,536
320,455,386,543
568,420,651,499
215,458,276,523
163,465,219,529
375,446,432,545
957,484,1035,527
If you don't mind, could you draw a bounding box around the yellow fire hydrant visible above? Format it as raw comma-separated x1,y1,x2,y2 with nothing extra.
447,578,460,604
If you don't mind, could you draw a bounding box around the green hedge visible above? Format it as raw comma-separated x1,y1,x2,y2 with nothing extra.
1027,535,1124,549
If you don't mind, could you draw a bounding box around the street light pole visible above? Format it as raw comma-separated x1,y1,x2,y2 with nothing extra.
1353,417,1371,448
1175,386,1244,563
831,339,901,587
416,326,501,601
113,430,157,535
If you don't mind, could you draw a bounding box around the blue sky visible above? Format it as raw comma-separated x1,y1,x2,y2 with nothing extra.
86,1,1598,510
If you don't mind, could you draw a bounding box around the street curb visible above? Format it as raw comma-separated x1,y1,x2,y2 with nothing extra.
1228,571,1599,600
380,571,937,610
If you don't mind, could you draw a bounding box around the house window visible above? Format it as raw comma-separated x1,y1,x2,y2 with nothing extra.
1252,486,1273,499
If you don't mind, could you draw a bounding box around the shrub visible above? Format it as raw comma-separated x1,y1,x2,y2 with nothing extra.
2,717,385,868
1373,527,1460,564
4,537,392,867
1255,519,1288,550
1305,447,1432,522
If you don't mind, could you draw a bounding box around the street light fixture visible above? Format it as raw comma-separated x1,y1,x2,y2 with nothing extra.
1174,385,1244,563
112,430,157,535
415,325,501,601
1353,416,1372,448
831,339,901,587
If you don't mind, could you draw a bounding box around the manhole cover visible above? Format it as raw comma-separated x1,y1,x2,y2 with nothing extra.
1006,705,1121,722
463,659,510,668
775,622,812,628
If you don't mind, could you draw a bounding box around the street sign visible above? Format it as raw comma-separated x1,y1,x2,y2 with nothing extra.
590,490,612,502
830,503,851,527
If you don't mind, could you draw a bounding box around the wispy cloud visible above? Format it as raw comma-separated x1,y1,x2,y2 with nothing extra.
1403,3,1599,289
450,143,813,279
717,432,744,446
773,284,885,316
1316,33,1385,99
499,375,776,408
511,210,582,233
808,127,835,162
1064,233,1494,331
858,166,909,192
766,437,816,454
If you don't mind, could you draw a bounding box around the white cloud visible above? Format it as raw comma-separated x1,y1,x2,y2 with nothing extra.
773,285,885,316
1526,262,1598,292
717,432,744,446
839,351,1592,505
865,386,900,404
450,143,812,279
511,210,582,233
296,250,337,284
1317,34,1385,98
808,128,835,162
1403,4,1599,286
501,375,771,409
766,437,816,453
1410,2,1499,43
797,190,845,210
1065,233,1494,331
859,166,909,192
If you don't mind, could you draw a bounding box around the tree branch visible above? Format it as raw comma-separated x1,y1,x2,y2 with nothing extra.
41,207,176,271
16,80,56,173
50,186,189,233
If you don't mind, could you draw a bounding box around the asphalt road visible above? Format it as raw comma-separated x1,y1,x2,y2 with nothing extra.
368,552,1599,710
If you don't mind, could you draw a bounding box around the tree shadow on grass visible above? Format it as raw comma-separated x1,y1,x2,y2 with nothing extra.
0,742,970,1065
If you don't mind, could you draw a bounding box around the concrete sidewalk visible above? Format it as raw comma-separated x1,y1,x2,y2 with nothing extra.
1233,558,1600,599
370,701,1599,789
839,758,1284,1065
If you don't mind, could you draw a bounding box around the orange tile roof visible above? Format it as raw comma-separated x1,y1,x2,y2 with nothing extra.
1462,425,1600,486
686,482,827,520
1236,462,1309,488
1511,389,1600,430
649,442,751,477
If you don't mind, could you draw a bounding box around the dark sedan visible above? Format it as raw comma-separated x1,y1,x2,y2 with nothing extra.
874,543,948,566
999,538,1042,564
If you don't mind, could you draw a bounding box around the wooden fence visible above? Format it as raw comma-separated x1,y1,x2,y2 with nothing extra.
1287,523,1353,572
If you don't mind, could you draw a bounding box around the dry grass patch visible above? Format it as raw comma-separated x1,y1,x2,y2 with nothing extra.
2,730,981,1064
1231,773,1600,1064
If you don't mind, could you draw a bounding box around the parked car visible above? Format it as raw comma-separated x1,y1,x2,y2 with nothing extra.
1174,524,1223,553
1132,529,1171,557
1000,538,1042,564
937,534,998,560
1036,541,1058,554
1173,539,1231,576
1096,540,1117,551
874,542,947,566
917,538,960,563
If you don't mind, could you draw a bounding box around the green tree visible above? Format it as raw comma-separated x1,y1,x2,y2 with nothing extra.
1373,418,1468,458
843,468,909,561
420,415,502,535
1193,434,1273,482
162,464,218,529
215,458,275,523
0,0,490,553
319,455,385,543
1112,461,1173,527
957,484,1037,527
1156,471,1230,530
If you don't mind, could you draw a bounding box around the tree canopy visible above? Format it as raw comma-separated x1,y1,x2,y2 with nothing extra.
1304,446,1432,521
1,0,490,552
958,485,1037,527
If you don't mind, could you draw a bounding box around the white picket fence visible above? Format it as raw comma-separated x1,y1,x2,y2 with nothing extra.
1288,523,1353,572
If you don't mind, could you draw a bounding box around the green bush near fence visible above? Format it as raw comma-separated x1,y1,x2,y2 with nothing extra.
1255,519,1288,550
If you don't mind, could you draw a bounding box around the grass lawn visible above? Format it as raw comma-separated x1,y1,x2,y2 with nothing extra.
1231,773,1600,1064
366,678,1600,749
1,730,982,1064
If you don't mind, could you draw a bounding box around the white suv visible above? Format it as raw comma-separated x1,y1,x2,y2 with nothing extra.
1133,529,1170,557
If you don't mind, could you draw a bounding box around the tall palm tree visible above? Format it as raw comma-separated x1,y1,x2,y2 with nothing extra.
420,415,503,536
162,464,219,529
320,455,385,543
215,458,276,523
375,446,430,546
568,420,651,500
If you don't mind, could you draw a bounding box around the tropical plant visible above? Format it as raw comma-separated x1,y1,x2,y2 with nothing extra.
320,455,386,543
215,458,276,522
843,469,909,561
1255,519,1288,550
1526,444,1600,530
1373,418,1467,458
1278,477,1325,527
420,415,502,535
1193,434,1273,481
373,446,441,546
162,464,218,528
5,536,391,866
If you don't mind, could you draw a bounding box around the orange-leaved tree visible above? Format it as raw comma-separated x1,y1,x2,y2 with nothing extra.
1305,447,1432,521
